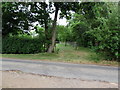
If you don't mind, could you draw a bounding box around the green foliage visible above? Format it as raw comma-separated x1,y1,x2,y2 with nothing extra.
2,2,119,60
2,36,45,54
67,2,119,60
2,2,80,53
35,26,45,38
2,2,20,36
2,2,51,36
72,22,89,46
57,25,72,42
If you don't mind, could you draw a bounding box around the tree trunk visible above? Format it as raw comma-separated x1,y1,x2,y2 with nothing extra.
44,21,49,52
47,7,59,53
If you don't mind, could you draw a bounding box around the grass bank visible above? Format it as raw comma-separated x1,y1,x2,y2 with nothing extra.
2,43,118,66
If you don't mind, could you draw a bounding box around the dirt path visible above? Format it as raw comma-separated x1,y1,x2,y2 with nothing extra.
2,71,118,88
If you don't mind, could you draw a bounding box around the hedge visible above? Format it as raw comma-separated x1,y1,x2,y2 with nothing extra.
2,36,45,54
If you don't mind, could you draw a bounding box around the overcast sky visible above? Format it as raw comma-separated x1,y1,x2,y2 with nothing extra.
50,11,68,26
33,12,68,27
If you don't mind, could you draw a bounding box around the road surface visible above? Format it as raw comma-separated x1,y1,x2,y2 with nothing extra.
1,58,118,83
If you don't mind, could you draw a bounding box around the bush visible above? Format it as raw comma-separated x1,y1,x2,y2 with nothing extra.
71,22,89,46
2,36,45,54
84,28,119,60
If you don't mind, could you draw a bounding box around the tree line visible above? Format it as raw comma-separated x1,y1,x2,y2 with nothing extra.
2,2,119,60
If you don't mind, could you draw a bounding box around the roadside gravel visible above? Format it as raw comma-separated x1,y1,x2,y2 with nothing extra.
2,70,118,88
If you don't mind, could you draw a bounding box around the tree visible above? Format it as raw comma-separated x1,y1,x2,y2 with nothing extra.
67,2,119,60
2,2,20,36
47,2,80,53
57,25,71,42
2,2,51,35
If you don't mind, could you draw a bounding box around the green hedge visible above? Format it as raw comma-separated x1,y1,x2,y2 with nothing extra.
2,36,45,54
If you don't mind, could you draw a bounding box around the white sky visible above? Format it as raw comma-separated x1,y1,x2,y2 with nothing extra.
33,11,68,27
50,11,68,26
45,0,68,26
57,17,68,26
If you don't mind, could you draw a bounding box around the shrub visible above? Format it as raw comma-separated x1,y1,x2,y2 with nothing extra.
2,36,45,54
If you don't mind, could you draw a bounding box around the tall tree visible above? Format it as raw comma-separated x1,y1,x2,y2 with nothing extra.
2,2,51,36
67,2,119,60
48,2,80,53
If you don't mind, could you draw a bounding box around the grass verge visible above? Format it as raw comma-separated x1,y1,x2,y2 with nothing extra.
1,43,118,66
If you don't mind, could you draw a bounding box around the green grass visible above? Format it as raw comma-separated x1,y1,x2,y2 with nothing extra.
1,43,118,66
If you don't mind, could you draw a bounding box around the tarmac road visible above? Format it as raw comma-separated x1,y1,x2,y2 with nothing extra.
1,58,118,83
